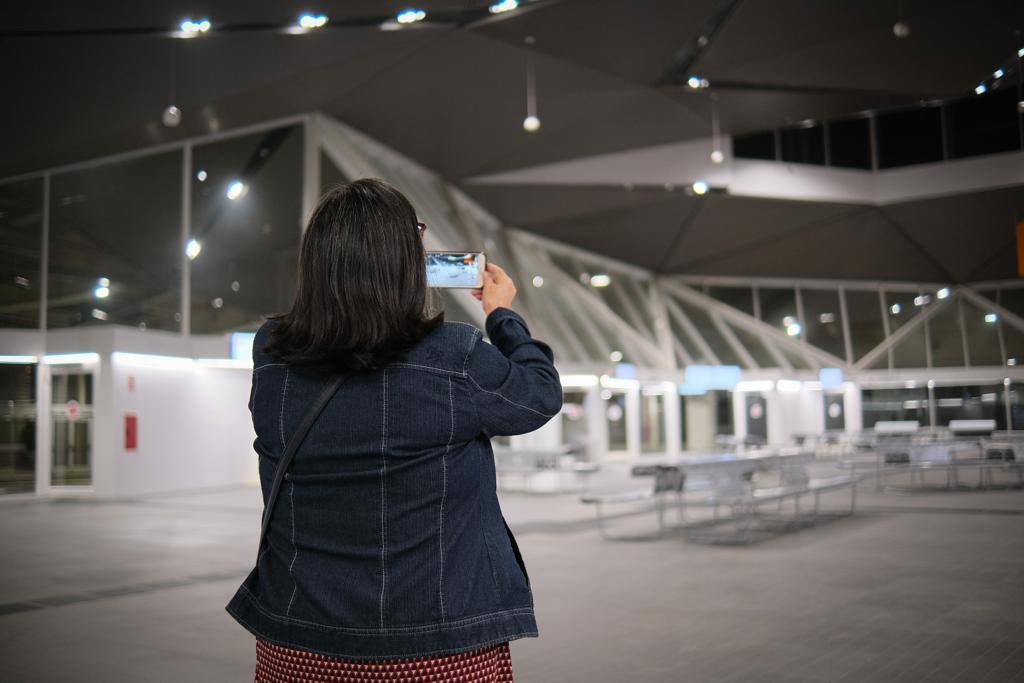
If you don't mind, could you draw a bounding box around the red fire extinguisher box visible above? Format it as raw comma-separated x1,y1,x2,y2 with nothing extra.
125,412,138,452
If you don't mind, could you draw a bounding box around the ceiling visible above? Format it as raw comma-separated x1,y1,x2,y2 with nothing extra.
2,0,1023,282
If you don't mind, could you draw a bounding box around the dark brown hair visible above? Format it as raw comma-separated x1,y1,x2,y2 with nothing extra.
262,178,442,373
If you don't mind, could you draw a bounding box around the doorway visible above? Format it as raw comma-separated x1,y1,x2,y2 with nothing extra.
50,370,94,487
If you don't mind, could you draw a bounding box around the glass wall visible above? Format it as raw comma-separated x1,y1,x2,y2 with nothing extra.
190,125,303,334
861,387,929,427
801,288,845,359
933,384,1006,429
561,389,590,455
0,178,44,328
48,151,182,330
844,290,885,361
603,389,628,451
0,363,37,494
640,391,666,453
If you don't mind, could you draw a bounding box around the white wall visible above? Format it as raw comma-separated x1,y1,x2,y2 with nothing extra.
684,394,716,450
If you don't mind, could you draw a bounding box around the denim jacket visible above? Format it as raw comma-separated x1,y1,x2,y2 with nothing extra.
226,307,562,659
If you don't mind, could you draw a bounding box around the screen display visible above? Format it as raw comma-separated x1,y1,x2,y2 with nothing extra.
426,252,484,288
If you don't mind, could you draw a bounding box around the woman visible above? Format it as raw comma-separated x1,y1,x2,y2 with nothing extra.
226,178,562,682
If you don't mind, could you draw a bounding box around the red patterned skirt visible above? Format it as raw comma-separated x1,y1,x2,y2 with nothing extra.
254,638,514,682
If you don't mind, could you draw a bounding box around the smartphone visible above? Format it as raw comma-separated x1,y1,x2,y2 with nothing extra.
426,251,486,288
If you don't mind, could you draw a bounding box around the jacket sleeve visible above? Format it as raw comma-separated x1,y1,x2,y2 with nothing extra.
464,307,563,437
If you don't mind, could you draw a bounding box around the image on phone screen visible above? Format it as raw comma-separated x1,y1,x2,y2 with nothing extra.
426,252,485,288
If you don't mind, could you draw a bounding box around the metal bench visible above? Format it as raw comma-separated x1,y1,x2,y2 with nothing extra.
580,466,686,540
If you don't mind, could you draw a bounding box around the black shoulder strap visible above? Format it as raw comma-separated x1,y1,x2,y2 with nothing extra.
257,372,350,561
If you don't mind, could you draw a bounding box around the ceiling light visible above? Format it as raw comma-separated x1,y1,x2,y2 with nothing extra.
936,287,950,299
489,0,519,13
609,350,623,362
892,21,910,38
94,284,109,299
226,180,247,200
396,9,426,24
212,297,224,309
687,75,709,89
590,274,611,288
298,13,328,29
783,316,796,327
913,294,931,306
786,322,802,337
890,303,902,315
522,115,541,132
692,180,709,195
1019,48,1024,58
710,149,724,164
819,312,835,323
975,83,987,95
185,238,201,260
993,69,1004,79
196,169,208,182
1009,358,1018,366
92,308,108,321
985,313,998,324
162,105,182,128
532,275,544,288
178,18,211,36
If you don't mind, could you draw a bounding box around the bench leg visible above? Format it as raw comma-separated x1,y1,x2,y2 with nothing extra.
813,491,821,519
849,483,857,515
674,492,686,525
594,502,609,540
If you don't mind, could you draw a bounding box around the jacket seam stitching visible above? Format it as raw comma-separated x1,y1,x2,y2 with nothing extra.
439,376,453,624
234,585,533,634
254,363,288,372
384,362,465,377
285,480,298,616
379,369,388,630
279,367,290,451
465,373,558,418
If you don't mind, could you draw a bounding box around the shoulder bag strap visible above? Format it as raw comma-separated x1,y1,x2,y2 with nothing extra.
257,372,350,561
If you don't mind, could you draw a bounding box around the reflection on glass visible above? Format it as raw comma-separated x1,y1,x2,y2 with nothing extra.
861,388,929,428
51,372,92,486
0,178,43,328
48,151,182,330
714,390,734,436
604,390,627,451
759,288,798,337
892,322,928,368
927,297,964,366
933,384,1005,429
802,289,845,358
708,286,754,317
960,298,1002,366
191,125,302,334
640,391,666,452
0,363,37,494
884,290,920,332
676,299,740,366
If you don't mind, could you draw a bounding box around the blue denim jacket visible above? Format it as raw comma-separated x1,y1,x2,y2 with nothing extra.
226,307,561,659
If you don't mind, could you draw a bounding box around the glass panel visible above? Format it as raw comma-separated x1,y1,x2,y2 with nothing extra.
892,323,928,368
780,124,825,165
759,288,799,337
676,299,740,366
861,388,929,428
877,106,943,168
884,290,921,332
561,389,590,456
729,323,777,368
640,391,666,453
801,289,845,359
1010,383,1024,430
927,298,964,367
828,117,872,169
732,131,776,160
933,384,1006,429
0,178,44,328
49,151,182,330
707,286,754,317
668,306,712,365
1002,322,1024,367
996,287,1024,321
946,89,1021,159
844,290,886,361
603,389,628,451
191,125,302,334
780,345,810,371
961,298,1004,366
51,372,93,486
679,395,687,448
0,362,36,494
320,150,348,194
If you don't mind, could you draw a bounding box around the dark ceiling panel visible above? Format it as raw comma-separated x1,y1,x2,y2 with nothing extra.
461,184,673,227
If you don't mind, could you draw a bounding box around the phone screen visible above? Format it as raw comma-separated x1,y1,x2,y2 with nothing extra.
426,252,485,288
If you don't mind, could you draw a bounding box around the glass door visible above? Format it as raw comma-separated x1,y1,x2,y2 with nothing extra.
50,370,93,487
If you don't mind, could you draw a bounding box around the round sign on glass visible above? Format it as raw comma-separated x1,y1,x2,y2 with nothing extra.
748,402,764,420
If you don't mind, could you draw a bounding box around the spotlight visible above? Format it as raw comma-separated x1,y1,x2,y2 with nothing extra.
196,169,208,182
975,83,987,95
783,316,796,327
212,297,224,309
993,68,1004,79
936,287,950,299
819,312,835,323
94,285,110,299
1019,48,1024,58
686,76,709,89
522,115,541,132
226,181,247,200
786,322,802,337
92,308,108,320
590,274,611,288
985,313,998,324
710,149,724,164
913,294,931,306
489,0,519,13
609,350,623,362
692,180,709,195
185,238,201,260
531,275,544,288
396,9,426,24
892,21,910,38
890,303,901,315
162,105,182,128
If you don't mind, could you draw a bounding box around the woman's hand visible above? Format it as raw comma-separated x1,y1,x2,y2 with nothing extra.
472,262,516,316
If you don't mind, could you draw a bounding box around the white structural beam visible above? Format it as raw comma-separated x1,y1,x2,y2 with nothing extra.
465,136,1024,206
663,296,721,366
853,292,957,371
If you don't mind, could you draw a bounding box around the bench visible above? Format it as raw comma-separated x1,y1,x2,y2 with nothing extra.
580,466,686,540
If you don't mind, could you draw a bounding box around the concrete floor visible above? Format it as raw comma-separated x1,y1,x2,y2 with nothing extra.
1,463,1023,682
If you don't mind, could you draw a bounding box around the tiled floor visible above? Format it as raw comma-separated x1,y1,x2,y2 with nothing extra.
0,464,1022,682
